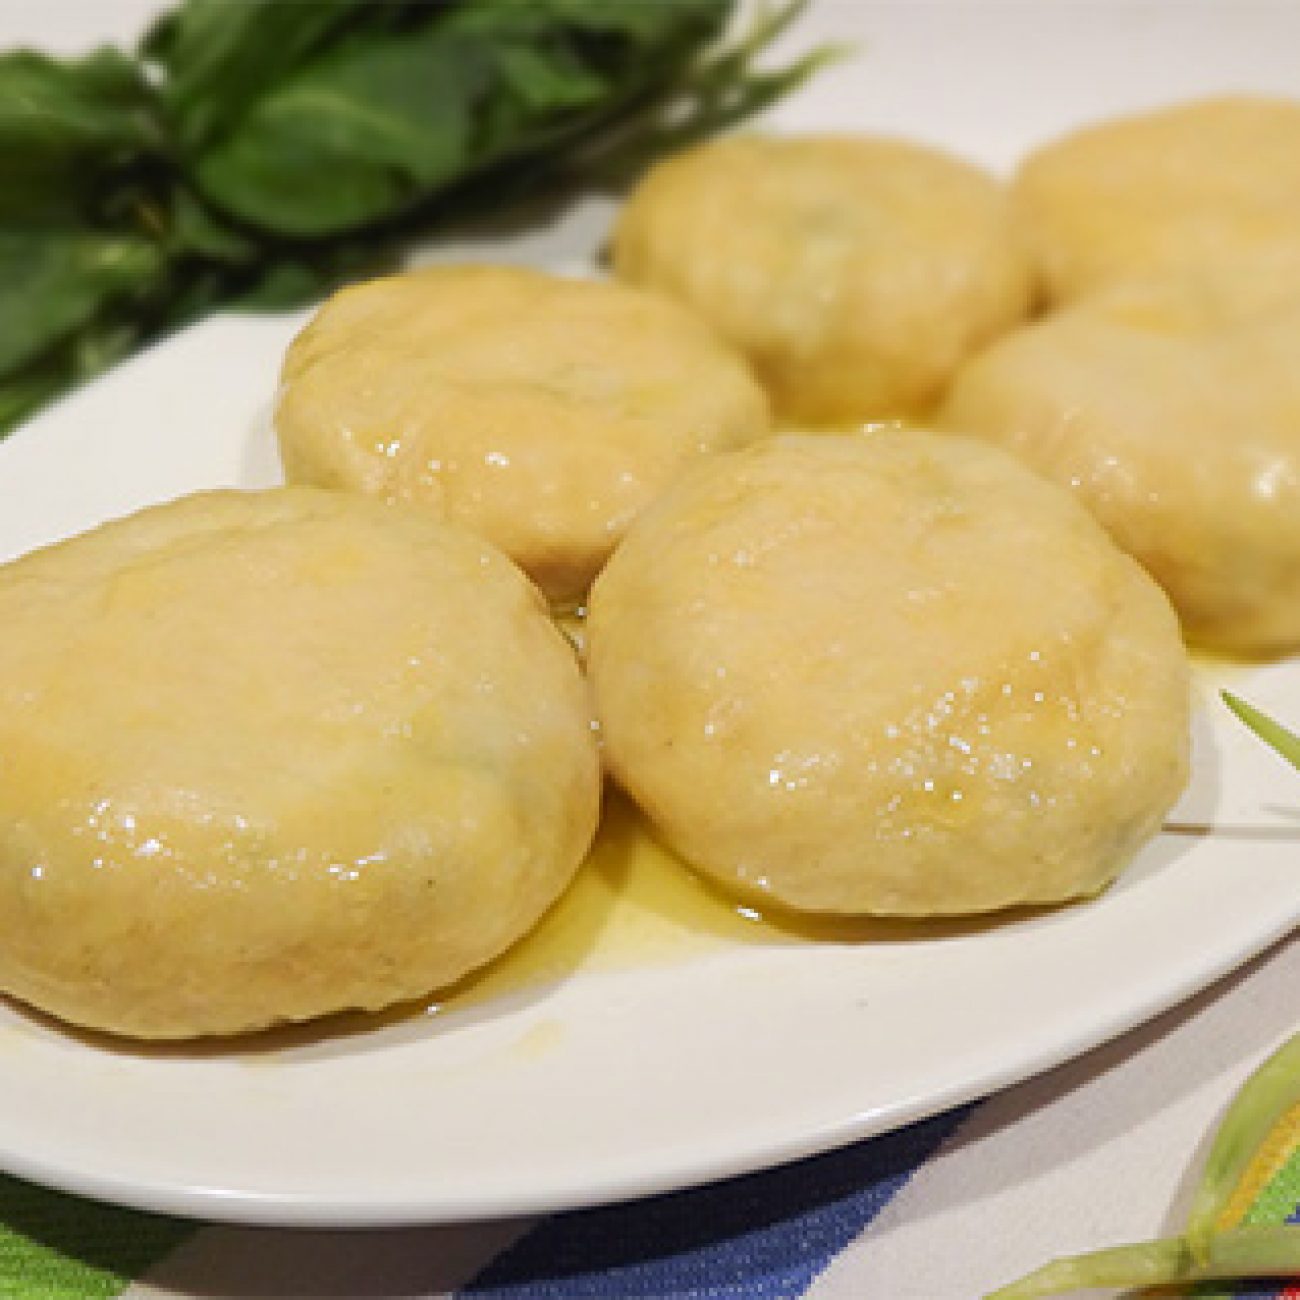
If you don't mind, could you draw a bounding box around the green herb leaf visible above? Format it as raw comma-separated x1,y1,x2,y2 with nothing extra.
1222,690,1300,772
181,0,736,237
187,22,493,237
0,0,833,436
0,232,166,374
0,48,162,223
141,0,382,152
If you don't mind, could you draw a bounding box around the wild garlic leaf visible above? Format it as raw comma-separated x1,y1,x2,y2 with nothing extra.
0,0,828,435
0,48,161,222
1221,691,1300,772
0,48,157,159
164,184,260,263
0,232,166,374
141,0,378,152
181,0,736,238
190,26,492,236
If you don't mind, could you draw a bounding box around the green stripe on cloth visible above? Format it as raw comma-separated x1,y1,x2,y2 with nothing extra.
0,1175,193,1299
1189,1127,1300,1300
1238,1143,1300,1230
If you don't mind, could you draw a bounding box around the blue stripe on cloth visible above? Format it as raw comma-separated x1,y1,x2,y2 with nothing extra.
461,1105,972,1299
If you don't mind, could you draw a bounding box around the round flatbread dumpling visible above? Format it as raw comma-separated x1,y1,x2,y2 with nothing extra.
941,266,1300,654
612,134,1034,425
0,488,601,1039
587,434,1188,917
1015,96,1300,304
275,264,770,604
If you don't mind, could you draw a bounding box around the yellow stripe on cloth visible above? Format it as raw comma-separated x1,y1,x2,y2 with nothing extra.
1216,1100,1300,1235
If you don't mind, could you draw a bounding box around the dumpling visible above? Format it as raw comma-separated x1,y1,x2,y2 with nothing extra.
276,264,770,604
941,266,1300,654
612,134,1034,425
1014,96,1300,304
0,488,601,1038
587,433,1188,916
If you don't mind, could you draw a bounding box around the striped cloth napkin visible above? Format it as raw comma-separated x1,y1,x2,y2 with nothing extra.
3,934,1297,1300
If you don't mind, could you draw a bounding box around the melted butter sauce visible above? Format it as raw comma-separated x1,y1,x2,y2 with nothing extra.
117,633,1247,1055
406,792,1030,1031
448,789,1057,1018
358,793,905,1037
52,789,1038,1059
451,791,773,997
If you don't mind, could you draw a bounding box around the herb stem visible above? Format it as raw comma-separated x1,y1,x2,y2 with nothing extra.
986,1225,1300,1299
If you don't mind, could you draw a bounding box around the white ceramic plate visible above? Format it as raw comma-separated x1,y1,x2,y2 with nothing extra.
2,1,1300,1228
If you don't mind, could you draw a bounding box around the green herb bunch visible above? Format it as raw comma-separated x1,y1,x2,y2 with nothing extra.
0,0,832,433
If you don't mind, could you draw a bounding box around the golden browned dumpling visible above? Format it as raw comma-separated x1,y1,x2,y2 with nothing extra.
1015,96,1300,304
275,264,770,603
941,266,1300,654
0,489,600,1039
612,134,1034,425
587,434,1188,917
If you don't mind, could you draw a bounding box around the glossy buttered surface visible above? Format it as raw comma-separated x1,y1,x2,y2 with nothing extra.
1015,96,1300,304
943,266,1300,654
3,1,1300,1225
276,264,770,603
613,134,1034,425
588,433,1190,916
0,488,600,1039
